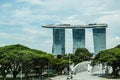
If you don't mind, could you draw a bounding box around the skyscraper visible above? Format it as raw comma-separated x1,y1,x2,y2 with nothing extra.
52,28,65,55
93,28,106,54
42,23,107,55
72,29,85,53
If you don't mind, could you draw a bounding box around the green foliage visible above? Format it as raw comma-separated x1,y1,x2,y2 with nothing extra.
115,44,120,48
92,45,120,77
0,44,54,79
51,57,69,74
70,54,81,65
0,44,70,79
0,44,94,79
75,48,92,58
61,48,93,65
56,54,64,59
74,48,93,64
0,44,35,79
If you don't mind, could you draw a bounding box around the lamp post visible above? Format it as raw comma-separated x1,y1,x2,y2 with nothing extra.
69,54,71,76
20,63,22,80
47,62,49,79
68,54,72,79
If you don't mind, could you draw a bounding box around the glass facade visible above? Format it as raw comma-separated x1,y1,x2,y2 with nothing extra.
93,28,106,54
50,25,107,55
72,29,85,53
52,29,65,55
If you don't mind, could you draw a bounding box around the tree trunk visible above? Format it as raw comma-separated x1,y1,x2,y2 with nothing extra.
1,73,7,80
3,75,6,80
39,69,42,79
112,66,119,77
25,73,29,80
13,70,18,79
13,74,17,79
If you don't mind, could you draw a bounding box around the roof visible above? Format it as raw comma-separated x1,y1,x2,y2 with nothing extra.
42,23,108,29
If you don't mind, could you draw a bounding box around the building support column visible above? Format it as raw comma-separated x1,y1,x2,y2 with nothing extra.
93,28,106,54
72,29,85,53
52,28,65,55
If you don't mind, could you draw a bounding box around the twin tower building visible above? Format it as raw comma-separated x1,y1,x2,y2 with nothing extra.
42,23,108,55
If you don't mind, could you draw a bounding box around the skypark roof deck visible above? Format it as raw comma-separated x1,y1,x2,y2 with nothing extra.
42,23,108,29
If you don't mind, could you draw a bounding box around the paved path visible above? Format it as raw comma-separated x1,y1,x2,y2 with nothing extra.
50,71,120,80
74,71,106,80
50,75,67,80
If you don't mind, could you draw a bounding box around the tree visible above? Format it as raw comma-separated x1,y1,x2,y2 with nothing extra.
70,54,81,65
0,44,34,79
0,56,10,80
56,54,64,59
51,58,69,74
18,50,35,80
91,45,120,77
0,44,50,79
115,44,120,48
74,48,93,63
32,52,54,78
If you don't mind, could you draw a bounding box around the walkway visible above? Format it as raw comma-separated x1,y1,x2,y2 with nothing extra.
50,71,119,80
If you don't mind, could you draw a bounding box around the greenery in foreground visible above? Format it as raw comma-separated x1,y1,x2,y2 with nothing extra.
62,48,93,65
0,44,92,80
91,44,120,78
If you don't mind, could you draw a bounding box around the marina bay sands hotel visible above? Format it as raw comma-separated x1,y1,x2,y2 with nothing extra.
42,23,108,55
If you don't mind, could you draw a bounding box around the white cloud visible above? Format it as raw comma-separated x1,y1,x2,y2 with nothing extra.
15,0,106,14
61,15,85,25
9,8,61,26
12,9,32,17
97,13,120,24
107,35,120,49
0,0,120,53
1,3,12,8
86,11,120,16
0,32,26,41
115,36,120,40
23,27,40,34
95,13,120,49
96,13,120,35
16,0,43,5
22,26,51,37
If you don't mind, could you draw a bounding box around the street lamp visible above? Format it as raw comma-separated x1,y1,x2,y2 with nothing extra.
69,54,71,76
20,63,22,80
67,54,73,79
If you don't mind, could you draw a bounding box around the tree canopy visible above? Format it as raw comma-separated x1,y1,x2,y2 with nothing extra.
0,44,95,79
74,48,93,63
62,48,93,65
91,44,120,77
0,44,53,79
0,44,69,80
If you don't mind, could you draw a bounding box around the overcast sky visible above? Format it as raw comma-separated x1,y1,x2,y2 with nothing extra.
0,0,120,53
